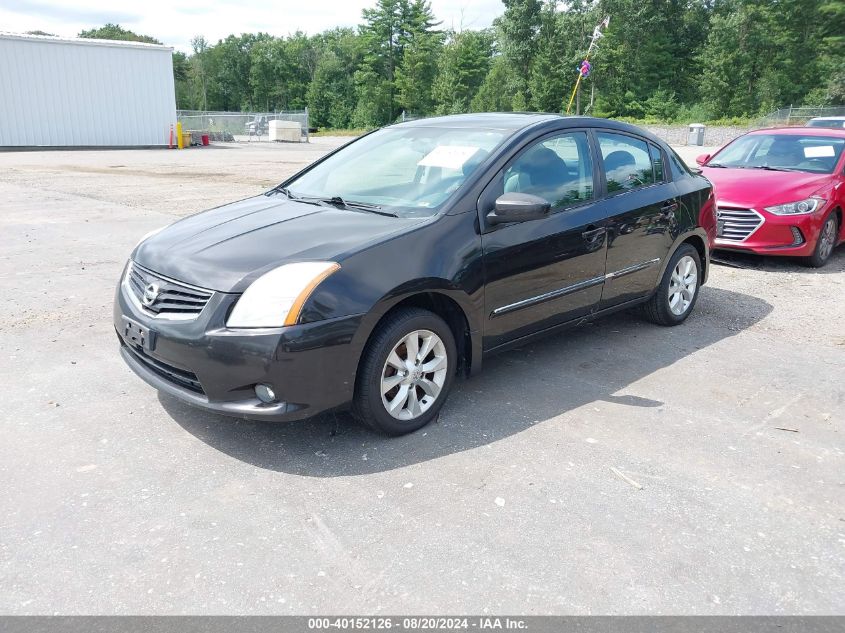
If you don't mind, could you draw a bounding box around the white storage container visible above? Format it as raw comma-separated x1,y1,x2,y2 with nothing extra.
269,120,301,142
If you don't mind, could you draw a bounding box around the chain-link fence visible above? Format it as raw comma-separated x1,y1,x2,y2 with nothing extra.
757,106,845,128
176,109,309,143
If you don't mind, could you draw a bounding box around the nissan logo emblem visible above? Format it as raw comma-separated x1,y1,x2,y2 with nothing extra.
142,282,160,307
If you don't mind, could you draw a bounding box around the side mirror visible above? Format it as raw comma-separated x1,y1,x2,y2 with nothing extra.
695,153,711,166
488,193,551,225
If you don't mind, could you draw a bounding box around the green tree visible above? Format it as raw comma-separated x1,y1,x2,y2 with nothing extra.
308,52,357,128
248,33,315,111
307,29,362,128
528,2,569,113
471,56,516,111
396,0,443,115
355,0,405,125
78,23,161,44
495,0,543,101
206,33,265,110
172,51,192,109
355,0,442,125
189,36,210,110
698,1,780,117
432,30,492,114
819,0,845,103
589,0,681,117
74,0,845,127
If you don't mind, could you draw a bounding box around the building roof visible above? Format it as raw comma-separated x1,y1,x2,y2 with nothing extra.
0,31,172,52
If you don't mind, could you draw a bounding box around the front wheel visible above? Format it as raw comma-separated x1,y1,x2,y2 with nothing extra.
642,244,702,326
805,213,838,268
353,307,457,436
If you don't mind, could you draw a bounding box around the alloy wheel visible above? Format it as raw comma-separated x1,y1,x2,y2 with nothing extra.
380,329,448,421
818,218,837,262
668,255,698,316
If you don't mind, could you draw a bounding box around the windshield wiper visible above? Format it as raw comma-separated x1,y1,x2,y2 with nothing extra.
272,189,399,217
749,165,799,172
320,196,399,217
705,162,727,168
278,186,299,197
272,187,324,207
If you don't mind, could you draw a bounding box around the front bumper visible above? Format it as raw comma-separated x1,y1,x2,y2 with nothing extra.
714,204,832,257
114,276,365,422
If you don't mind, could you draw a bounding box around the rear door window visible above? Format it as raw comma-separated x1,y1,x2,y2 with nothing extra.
597,132,656,193
649,143,665,182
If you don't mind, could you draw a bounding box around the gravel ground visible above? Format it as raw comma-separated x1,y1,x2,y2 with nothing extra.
0,139,843,615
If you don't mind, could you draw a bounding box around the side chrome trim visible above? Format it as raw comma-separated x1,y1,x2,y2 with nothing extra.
490,258,661,318
491,275,606,317
604,257,661,280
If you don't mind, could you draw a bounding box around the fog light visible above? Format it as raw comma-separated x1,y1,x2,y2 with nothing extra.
790,226,804,245
255,383,277,404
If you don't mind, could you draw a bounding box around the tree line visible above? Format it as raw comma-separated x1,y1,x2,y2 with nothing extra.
78,0,844,129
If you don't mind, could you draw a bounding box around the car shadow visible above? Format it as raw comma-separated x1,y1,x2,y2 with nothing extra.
713,244,844,274
161,286,773,476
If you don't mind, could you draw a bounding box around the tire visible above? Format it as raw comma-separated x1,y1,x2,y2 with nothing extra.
642,244,702,326
804,213,838,268
353,307,457,436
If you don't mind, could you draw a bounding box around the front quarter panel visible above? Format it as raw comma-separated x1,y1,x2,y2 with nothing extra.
296,211,484,378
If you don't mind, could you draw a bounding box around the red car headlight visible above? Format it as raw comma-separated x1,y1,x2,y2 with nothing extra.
764,197,824,215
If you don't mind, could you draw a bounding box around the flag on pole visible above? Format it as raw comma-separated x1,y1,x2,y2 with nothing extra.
566,15,611,115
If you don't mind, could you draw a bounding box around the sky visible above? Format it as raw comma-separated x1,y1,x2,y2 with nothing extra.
1,0,504,52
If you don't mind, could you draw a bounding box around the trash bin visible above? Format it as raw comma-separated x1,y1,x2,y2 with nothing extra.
688,123,705,146
201,134,209,146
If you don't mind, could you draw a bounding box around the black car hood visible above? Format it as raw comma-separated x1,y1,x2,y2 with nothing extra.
134,194,426,292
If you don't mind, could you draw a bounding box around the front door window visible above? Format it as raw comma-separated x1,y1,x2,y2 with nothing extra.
504,132,594,209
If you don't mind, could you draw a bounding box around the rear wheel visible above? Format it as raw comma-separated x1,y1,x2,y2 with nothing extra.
642,244,701,326
805,213,838,268
353,308,457,436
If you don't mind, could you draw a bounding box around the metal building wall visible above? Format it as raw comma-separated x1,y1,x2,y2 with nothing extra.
0,34,177,147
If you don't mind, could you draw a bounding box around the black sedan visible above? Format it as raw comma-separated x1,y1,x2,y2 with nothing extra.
115,114,716,435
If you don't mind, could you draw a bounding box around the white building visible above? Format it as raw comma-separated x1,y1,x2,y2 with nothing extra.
0,32,176,147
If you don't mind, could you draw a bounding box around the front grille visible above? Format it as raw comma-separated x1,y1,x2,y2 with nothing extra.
717,206,764,242
127,262,213,318
124,342,204,394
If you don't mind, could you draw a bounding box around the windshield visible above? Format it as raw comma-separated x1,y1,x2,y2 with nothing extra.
710,133,844,174
284,126,506,216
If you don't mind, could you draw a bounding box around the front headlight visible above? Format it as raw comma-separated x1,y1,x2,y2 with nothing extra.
226,261,340,328
764,197,824,215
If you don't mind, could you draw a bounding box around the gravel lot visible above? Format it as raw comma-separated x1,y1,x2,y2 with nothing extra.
1,139,843,615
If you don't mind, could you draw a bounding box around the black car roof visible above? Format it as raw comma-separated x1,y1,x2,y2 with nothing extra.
396,113,562,131
394,113,664,143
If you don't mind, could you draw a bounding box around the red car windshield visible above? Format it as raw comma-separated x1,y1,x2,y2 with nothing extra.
709,134,845,174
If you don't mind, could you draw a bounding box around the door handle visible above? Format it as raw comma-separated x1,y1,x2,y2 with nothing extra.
661,200,679,214
582,226,606,241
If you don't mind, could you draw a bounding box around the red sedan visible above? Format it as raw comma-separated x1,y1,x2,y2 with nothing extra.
696,127,845,267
